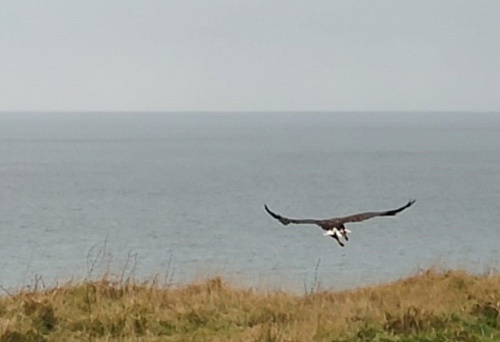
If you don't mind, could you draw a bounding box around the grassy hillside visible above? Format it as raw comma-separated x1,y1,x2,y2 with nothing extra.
0,269,499,341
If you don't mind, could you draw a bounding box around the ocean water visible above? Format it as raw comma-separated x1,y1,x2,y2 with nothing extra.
0,112,499,292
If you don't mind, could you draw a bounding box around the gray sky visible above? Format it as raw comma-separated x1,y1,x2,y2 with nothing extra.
1,1,499,112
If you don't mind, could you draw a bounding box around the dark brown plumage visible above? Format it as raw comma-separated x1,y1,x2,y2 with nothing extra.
264,200,415,247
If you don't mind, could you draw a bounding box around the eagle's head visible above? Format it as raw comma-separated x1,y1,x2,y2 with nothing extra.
341,228,352,241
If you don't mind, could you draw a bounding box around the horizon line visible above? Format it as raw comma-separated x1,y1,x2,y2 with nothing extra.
1,110,499,114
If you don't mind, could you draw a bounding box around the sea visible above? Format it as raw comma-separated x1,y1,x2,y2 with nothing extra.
0,112,499,292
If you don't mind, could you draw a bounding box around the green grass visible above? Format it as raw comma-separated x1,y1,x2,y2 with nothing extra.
0,269,499,341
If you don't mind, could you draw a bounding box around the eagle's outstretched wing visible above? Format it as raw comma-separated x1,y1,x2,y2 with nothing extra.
330,199,416,224
264,205,320,226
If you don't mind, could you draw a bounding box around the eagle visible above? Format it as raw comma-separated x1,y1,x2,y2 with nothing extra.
264,200,415,247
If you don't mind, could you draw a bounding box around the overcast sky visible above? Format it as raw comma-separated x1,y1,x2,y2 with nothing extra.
1,1,499,112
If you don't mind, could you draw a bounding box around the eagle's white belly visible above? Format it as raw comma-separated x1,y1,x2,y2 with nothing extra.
323,228,351,238
323,228,340,236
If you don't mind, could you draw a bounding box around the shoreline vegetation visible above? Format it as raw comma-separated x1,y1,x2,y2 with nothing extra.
0,269,499,341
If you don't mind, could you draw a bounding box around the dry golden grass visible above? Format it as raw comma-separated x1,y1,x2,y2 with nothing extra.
1,269,499,341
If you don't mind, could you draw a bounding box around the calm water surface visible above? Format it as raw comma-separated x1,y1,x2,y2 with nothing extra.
1,112,499,292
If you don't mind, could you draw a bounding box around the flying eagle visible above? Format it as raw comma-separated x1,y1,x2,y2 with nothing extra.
264,200,415,247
